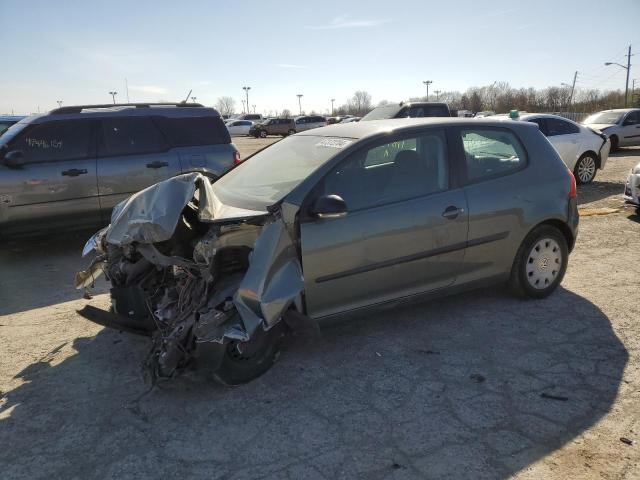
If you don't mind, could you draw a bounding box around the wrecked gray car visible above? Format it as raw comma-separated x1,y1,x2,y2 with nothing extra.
77,119,578,385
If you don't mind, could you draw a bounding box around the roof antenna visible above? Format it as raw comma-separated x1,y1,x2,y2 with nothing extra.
182,89,192,104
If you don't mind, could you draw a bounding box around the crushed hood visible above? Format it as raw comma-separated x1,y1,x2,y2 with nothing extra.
105,172,268,246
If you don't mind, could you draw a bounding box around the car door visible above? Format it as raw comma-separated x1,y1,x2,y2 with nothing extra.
455,126,530,282
0,119,100,234
239,121,252,135
619,111,640,146
226,121,241,136
96,116,181,220
544,118,581,169
299,128,469,318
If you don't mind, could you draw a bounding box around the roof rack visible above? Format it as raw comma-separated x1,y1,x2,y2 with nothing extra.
50,102,205,115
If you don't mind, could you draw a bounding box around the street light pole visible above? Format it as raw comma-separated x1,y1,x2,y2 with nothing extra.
330,98,335,115
297,94,303,115
191,96,197,103
56,100,63,108
433,90,441,101
252,105,256,114
605,45,632,107
109,91,117,104
241,99,246,114
242,86,251,113
423,80,433,101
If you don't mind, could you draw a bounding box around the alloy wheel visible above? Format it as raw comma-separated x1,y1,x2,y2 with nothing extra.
577,156,596,183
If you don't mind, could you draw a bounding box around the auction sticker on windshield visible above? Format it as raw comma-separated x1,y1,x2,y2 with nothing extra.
315,138,352,149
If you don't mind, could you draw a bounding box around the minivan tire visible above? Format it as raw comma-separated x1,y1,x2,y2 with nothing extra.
509,225,568,299
212,319,287,386
259,130,268,138
288,129,296,136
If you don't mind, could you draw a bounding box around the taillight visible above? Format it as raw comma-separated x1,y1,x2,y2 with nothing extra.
567,168,577,199
233,151,242,165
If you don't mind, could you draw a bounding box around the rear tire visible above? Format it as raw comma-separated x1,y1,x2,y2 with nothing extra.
259,130,268,138
288,129,296,136
212,320,287,386
509,225,568,299
574,153,597,184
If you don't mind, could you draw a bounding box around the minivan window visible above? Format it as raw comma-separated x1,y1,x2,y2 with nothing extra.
404,105,449,118
214,135,352,210
11,120,91,163
323,130,449,211
460,128,526,181
101,117,166,156
156,116,231,147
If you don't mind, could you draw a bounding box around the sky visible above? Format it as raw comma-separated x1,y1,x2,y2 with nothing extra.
1,0,639,115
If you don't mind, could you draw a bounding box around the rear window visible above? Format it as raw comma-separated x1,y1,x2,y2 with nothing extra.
156,116,230,147
402,105,450,118
460,128,526,182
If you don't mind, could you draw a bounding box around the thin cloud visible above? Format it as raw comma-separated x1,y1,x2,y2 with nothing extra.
308,15,388,30
128,85,168,95
276,63,308,69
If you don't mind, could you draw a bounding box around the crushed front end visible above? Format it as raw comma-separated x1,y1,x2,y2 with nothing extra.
76,173,306,385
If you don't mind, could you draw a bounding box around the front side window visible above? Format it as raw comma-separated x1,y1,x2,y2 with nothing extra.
11,120,91,163
322,130,449,211
460,128,526,182
545,118,579,136
100,117,166,156
623,111,640,125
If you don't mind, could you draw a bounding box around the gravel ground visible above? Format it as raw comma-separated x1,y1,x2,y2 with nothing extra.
0,140,638,479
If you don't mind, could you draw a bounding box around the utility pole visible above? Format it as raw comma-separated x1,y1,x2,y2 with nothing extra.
297,94,303,115
561,71,578,111
434,90,441,101
252,105,256,114
125,78,130,103
605,45,632,107
242,86,251,113
241,99,246,114
423,80,433,101
109,91,117,104
330,98,335,115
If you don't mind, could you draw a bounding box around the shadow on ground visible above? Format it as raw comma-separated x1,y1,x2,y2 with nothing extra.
0,286,627,479
0,229,107,316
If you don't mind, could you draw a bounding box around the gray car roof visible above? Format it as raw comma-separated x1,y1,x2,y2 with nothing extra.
296,117,538,140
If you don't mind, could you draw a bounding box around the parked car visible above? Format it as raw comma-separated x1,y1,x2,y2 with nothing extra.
78,117,578,385
327,116,346,125
249,118,296,137
0,103,240,236
361,102,451,121
225,119,253,136
475,111,495,118
236,113,263,122
492,113,610,184
340,117,361,123
0,115,25,136
295,115,327,131
624,161,640,214
582,108,640,150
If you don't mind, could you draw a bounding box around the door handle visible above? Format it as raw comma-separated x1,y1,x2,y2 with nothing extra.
61,168,88,177
146,161,169,169
442,205,464,219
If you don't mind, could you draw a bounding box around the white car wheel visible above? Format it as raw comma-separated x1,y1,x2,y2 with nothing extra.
525,238,562,290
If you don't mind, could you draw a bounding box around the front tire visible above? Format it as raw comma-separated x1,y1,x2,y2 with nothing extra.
212,320,287,386
509,225,568,299
610,135,619,152
259,130,268,138
288,129,296,136
574,153,597,184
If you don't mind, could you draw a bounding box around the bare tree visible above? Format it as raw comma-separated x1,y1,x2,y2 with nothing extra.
280,109,292,118
215,96,236,116
351,91,373,115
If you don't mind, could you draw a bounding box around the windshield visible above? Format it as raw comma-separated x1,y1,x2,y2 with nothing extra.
361,104,402,121
214,135,353,210
0,121,28,146
583,111,624,125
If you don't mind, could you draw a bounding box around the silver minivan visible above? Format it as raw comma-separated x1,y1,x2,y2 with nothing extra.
294,115,327,132
0,103,239,236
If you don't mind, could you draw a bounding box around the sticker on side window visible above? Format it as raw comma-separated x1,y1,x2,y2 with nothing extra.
315,138,352,149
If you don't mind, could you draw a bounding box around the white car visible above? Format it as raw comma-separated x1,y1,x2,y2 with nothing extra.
624,161,640,214
492,113,610,184
225,120,253,137
582,108,640,151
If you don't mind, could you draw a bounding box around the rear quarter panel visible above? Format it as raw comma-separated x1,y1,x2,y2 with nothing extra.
176,144,237,178
458,125,572,284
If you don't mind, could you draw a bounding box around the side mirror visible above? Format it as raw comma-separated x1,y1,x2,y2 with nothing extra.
3,150,24,168
311,194,347,219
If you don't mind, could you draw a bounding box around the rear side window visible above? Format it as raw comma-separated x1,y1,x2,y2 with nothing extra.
399,105,449,118
12,120,91,163
157,116,231,147
100,117,166,156
545,118,579,136
460,128,526,182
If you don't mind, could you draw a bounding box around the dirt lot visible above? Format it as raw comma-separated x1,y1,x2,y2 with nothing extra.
1,139,639,479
